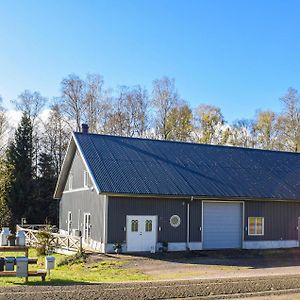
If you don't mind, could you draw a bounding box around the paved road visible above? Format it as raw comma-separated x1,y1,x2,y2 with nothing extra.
2,275,300,299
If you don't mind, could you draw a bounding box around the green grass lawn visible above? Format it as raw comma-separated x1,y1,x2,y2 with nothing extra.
0,249,150,285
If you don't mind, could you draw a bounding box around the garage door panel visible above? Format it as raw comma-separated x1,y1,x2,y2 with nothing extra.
203,202,242,249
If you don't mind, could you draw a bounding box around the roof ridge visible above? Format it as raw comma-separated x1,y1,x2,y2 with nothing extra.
73,132,300,156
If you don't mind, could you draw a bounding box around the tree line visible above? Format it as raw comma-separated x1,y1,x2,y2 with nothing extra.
0,73,300,228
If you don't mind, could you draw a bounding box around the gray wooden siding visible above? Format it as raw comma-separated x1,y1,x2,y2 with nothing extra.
59,149,104,243
107,197,202,244
245,201,300,241
59,191,105,242
65,150,91,191
189,200,202,242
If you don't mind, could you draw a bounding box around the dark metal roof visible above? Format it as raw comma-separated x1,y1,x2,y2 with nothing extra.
73,132,300,200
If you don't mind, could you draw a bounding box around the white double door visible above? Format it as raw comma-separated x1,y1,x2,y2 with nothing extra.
126,215,157,252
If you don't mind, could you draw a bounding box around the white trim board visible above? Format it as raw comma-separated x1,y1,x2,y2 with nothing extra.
72,133,101,194
159,242,202,251
53,137,76,198
243,240,299,249
63,187,91,194
187,242,202,251
83,238,105,253
105,242,202,253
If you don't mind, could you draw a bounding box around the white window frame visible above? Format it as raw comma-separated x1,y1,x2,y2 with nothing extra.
69,174,73,190
248,217,264,236
83,170,88,188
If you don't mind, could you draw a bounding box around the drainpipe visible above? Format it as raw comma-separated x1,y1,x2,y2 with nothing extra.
186,197,192,251
78,209,81,232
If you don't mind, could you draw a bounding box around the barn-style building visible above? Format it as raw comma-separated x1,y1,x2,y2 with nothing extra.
54,127,300,253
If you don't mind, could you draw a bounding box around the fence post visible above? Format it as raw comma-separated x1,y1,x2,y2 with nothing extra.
79,236,83,254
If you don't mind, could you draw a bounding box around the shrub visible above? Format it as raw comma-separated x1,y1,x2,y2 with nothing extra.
58,251,87,266
36,230,53,256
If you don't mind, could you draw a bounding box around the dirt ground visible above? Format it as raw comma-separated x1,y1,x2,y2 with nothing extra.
116,248,300,280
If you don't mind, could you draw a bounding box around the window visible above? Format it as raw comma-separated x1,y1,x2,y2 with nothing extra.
67,211,72,235
84,213,91,241
131,220,138,232
83,170,88,188
69,174,73,190
170,215,181,228
145,220,152,232
248,217,264,235
68,211,72,222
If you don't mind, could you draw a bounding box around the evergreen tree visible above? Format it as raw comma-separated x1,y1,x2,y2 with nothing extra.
6,112,34,225
34,152,58,224
0,159,13,228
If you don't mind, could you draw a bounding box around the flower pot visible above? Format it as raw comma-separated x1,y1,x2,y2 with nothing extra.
114,248,122,254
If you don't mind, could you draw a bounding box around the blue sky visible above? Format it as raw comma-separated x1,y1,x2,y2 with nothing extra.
1,0,300,122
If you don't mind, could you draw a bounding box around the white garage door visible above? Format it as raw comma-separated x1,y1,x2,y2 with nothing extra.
203,202,242,249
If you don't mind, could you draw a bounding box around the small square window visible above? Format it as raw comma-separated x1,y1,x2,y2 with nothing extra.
248,217,264,236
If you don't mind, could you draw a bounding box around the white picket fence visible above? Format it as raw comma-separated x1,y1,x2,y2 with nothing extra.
16,225,82,253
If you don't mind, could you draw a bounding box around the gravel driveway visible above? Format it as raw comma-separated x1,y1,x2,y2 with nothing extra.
121,248,300,280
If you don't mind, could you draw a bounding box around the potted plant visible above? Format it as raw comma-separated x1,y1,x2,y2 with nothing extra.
158,241,168,253
161,241,168,253
113,242,122,254
7,234,16,246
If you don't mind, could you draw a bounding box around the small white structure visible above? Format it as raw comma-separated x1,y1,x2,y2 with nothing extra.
16,257,28,277
45,256,55,271
0,228,11,246
16,231,26,246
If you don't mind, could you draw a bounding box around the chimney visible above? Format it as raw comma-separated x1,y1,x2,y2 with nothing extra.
81,124,89,134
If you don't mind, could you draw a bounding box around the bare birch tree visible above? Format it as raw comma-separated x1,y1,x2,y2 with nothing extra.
42,104,70,177
152,77,180,139
104,85,149,137
60,74,85,131
83,74,106,133
277,88,300,152
253,110,278,150
194,104,225,144
227,119,257,148
165,104,193,141
0,97,8,154
12,90,47,126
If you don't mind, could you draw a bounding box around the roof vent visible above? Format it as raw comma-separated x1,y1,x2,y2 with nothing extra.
81,124,89,134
